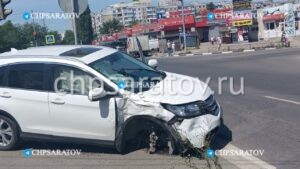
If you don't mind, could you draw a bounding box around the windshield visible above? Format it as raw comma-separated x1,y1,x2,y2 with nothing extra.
89,52,166,93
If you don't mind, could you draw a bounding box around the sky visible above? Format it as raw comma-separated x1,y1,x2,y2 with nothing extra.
5,0,230,33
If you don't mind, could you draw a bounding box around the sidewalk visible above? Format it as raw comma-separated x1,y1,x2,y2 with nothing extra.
152,36,300,57
184,37,299,55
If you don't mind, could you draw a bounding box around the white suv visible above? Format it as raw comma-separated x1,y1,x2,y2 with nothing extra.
0,46,222,154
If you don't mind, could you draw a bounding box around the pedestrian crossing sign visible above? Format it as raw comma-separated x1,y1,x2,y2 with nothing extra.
45,35,55,45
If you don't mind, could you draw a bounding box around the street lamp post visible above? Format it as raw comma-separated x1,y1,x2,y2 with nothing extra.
72,0,78,45
180,0,187,53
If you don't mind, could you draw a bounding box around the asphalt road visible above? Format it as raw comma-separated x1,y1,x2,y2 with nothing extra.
1,48,300,169
158,48,300,169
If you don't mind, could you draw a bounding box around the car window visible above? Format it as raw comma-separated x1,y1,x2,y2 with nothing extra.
89,52,166,93
59,48,101,58
8,63,45,91
0,66,7,87
51,65,101,95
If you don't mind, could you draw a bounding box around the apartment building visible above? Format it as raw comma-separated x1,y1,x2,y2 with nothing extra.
91,8,114,39
131,5,157,23
95,2,157,26
156,6,178,18
158,0,178,7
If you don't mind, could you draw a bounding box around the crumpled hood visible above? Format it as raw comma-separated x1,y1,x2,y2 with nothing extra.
127,72,212,105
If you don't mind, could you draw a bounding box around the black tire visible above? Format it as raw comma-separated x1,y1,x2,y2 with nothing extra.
0,115,20,151
135,123,176,155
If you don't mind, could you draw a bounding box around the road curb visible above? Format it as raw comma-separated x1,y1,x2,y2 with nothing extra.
157,47,281,58
222,51,233,54
265,48,276,50
243,49,255,52
202,52,213,55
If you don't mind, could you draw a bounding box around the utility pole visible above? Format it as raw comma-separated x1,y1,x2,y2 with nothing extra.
42,18,46,28
179,0,187,53
72,0,78,45
0,0,13,20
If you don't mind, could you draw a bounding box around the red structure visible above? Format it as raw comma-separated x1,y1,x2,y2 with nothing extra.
98,7,234,43
263,13,284,21
167,9,194,18
195,8,233,28
158,15,195,31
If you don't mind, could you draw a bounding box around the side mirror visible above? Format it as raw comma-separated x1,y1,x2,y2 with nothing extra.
148,59,158,68
88,88,107,101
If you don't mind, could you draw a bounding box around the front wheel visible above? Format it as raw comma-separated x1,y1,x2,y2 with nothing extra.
0,115,20,150
133,127,177,155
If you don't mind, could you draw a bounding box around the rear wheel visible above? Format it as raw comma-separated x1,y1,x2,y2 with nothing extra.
0,115,20,150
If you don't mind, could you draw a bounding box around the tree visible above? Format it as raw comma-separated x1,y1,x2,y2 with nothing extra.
0,21,22,53
0,21,63,53
129,20,140,28
17,23,48,47
99,18,122,36
76,6,94,44
62,30,75,45
206,2,216,11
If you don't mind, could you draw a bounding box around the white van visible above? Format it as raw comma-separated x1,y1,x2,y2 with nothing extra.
0,46,222,154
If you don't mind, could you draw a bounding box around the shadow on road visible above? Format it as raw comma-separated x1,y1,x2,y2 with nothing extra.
17,124,232,155
211,124,232,150
20,141,119,154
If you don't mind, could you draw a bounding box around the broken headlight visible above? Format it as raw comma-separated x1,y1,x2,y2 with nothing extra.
162,102,204,118
162,95,219,118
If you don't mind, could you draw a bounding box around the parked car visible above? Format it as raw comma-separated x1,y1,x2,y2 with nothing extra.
0,46,222,154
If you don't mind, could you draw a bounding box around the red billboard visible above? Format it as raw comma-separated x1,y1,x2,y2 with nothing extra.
158,15,195,30
167,9,194,18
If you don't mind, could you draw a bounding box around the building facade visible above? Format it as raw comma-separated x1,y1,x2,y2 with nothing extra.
158,0,178,7
93,1,300,46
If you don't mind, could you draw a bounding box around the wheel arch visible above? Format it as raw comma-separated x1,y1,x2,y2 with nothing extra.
0,110,22,132
115,115,180,154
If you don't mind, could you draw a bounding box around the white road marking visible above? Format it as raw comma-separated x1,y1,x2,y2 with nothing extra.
222,51,233,54
186,54,194,56
264,96,300,106
220,144,276,169
265,48,276,50
243,49,255,52
203,52,213,55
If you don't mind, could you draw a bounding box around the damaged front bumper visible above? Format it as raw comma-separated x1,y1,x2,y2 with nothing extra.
114,93,223,154
167,106,222,151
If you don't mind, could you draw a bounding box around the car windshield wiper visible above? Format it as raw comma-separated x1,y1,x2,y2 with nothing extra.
121,68,164,75
112,68,166,79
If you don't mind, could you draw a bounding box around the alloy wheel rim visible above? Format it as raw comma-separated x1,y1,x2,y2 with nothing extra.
0,119,13,146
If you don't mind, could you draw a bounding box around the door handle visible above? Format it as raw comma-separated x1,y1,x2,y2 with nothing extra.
51,99,65,105
0,92,11,99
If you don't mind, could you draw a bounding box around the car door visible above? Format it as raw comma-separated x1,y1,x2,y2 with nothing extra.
0,63,51,134
48,63,116,141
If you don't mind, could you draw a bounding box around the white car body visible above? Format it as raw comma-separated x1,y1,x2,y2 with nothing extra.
0,46,222,152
